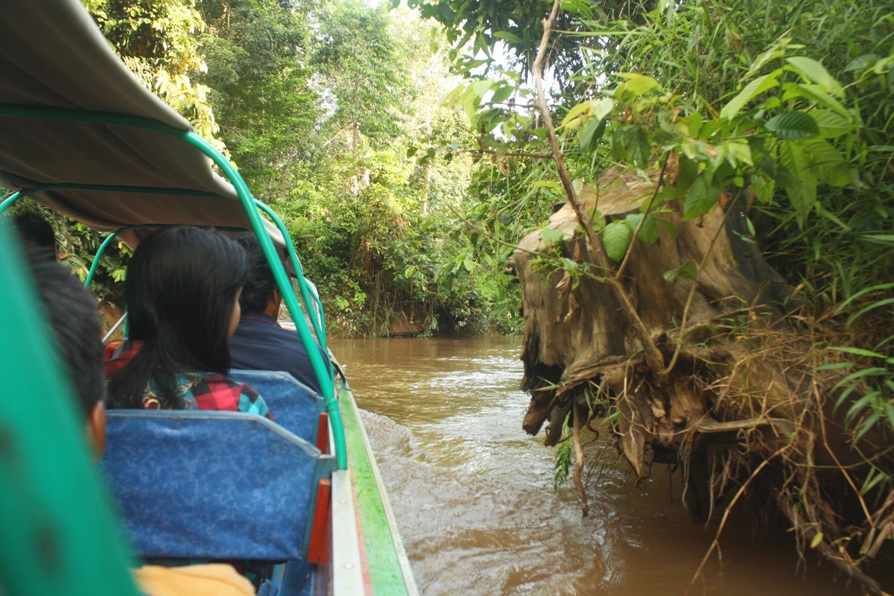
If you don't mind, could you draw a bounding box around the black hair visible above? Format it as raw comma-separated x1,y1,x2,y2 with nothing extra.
108,226,248,409
27,246,105,418
233,232,279,315
13,211,56,259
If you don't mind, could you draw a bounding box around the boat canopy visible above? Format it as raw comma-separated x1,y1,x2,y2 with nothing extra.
0,0,282,246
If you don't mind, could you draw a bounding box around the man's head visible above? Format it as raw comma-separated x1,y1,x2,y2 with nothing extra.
28,249,106,456
13,211,56,260
233,232,281,318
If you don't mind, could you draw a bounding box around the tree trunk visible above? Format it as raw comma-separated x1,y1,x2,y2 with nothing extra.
512,165,893,591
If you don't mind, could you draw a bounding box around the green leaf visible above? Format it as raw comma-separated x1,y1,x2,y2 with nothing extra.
784,84,850,119
780,142,818,220
685,112,703,137
562,100,594,127
562,98,614,129
720,74,780,120
683,173,721,220
743,44,785,79
786,57,844,98
765,111,820,140
847,298,894,327
623,126,651,169
493,31,524,44
618,73,660,96
860,467,889,495
718,140,753,167
590,98,615,121
471,79,493,98
460,86,481,120
603,221,633,262
836,283,894,309
439,83,465,107
828,346,886,359
749,172,775,202
810,532,824,549
845,54,880,72
541,228,567,246
490,85,514,105
579,117,607,152
803,139,852,186
625,213,660,244
811,109,851,139
664,261,698,282
861,234,894,245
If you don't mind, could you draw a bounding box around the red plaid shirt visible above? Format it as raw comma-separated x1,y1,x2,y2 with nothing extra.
104,340,272,419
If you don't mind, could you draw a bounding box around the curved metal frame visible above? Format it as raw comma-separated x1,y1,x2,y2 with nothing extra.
0,103,347,469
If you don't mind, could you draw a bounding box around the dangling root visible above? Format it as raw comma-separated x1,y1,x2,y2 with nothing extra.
572,405,589,517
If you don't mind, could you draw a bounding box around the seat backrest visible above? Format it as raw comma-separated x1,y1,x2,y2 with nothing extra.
230,369,324,444
101,410,336,561
229,369,326,445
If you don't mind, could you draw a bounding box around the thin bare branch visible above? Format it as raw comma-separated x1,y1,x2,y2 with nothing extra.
531,0,666,373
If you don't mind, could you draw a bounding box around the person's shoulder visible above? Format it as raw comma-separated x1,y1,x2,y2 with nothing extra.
202,373,263,404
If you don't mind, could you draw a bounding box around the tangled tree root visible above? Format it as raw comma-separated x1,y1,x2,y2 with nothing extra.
513,166,894,593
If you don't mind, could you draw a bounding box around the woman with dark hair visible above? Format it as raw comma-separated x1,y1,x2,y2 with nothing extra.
105,226,270,418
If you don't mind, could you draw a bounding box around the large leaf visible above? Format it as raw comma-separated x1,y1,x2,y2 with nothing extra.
625,212,660,244
579,117,607,152
562,97,614,130
811,109,852,139
720,73,780,120
780,142,818,220
664,260,699,283
562,100,593,128
493,30,524,44
490,85,514,105
683,173,721,220
717,140,753,167
541,228,567,246
804,139,853,186
765,111,819,140
623,125,651,169
603,221,633,262
786,57,844,98
742,42,786,80
590,97,615,121
784,83,850,119
618,73,660,96
749,171,776,202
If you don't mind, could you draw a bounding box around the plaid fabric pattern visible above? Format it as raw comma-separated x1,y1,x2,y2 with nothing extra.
104,340,272,420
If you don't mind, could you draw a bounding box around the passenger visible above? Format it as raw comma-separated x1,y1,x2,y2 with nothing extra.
106,226,271,418
12,210,56,260
229,232,325,393
25,247,255,596
27,245,106,456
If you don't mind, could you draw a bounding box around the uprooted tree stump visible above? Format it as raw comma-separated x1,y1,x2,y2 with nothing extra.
513,165,894,593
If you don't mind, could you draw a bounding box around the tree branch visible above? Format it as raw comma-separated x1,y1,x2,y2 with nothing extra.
532,0,666,373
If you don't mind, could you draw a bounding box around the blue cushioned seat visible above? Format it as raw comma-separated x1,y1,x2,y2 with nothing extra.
101,410,336,561
230,369,324,445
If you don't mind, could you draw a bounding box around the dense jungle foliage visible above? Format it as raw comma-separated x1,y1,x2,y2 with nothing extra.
406,0,893,586
9,0,530,336
5,0,891,351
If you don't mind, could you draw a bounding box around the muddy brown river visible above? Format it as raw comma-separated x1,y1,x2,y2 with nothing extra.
329,336,883,595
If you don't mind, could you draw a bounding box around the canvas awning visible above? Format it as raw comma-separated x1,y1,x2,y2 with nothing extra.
0,0,282,246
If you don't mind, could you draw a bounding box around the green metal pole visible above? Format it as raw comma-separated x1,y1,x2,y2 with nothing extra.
0,220,140,595
0,104,348,469
252,200,330,361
